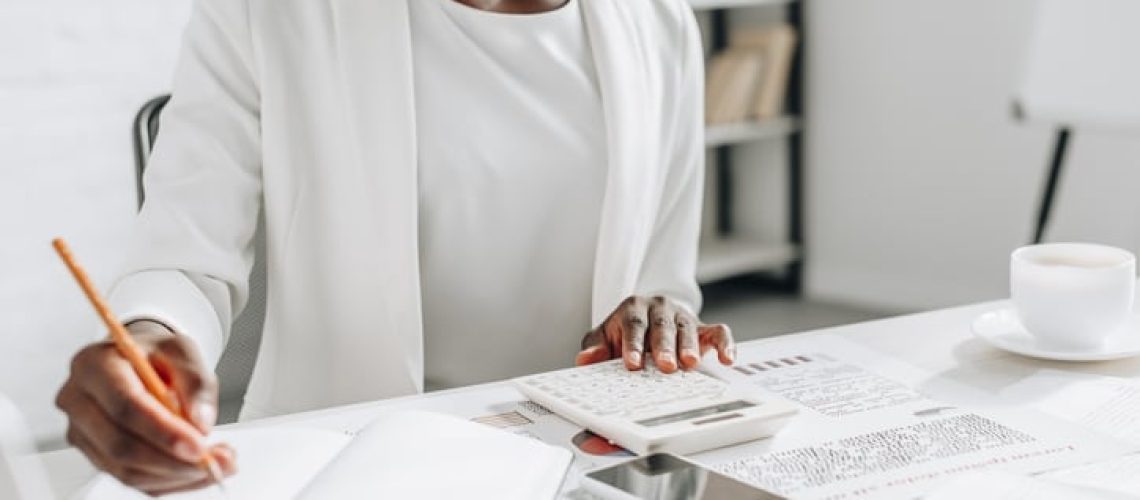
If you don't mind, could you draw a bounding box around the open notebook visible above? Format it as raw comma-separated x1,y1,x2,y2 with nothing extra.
80,410,572,499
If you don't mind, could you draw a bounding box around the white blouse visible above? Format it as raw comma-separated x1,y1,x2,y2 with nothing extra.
410,0,608,389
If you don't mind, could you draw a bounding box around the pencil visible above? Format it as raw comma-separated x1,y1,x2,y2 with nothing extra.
51,238,227,493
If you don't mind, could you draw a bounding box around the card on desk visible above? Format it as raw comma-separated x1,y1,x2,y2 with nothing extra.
79,410,572,500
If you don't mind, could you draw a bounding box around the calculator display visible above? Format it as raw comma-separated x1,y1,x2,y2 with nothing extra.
635,400,755,427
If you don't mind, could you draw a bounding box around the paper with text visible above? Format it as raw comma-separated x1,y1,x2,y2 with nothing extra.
691,335,1135,499
1003,371,1140,496
1032,372,1140,443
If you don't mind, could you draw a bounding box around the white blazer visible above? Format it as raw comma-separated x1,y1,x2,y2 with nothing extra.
110,0,705,419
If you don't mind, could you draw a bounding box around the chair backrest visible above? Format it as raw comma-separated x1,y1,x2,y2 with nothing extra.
133,95,266,423
132,96,170,207
1014,0,1140,131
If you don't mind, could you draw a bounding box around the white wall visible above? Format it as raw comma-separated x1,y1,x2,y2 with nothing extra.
0,0,191,447
803,0,1140,312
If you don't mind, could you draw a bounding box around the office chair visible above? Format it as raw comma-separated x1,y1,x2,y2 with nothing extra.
1014,0,1140,244
133,95,267,423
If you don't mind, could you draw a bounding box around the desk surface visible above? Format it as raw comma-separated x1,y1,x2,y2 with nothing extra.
40,299,1140,497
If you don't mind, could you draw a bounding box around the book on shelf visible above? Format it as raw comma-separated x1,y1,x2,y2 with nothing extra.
705,48,765,124
704,23,799,126
704,49,739,124
735,24,799,120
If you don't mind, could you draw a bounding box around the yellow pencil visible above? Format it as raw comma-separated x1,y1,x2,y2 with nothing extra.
51,238,226,493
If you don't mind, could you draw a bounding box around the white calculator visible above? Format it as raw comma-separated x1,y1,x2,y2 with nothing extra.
512,360,797,455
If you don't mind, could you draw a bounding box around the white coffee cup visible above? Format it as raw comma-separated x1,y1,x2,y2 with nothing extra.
1011,243,1136,350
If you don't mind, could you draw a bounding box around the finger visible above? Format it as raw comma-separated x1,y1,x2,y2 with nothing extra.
698,324,736,365
71,392,208,481
148,476,225,497
69,411,205,493
579,326,605,351
66,424,113,475
618,297,649,370
209,443,239,476
577,325,614,366
647,297,678,373
676,311,701,370
132,466,215,495
575,344,611,366
603,316,623,354
139,445,238,495
73,345,207,464
152,337,218,434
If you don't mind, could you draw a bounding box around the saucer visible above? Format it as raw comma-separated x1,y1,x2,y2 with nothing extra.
971,308,1140,362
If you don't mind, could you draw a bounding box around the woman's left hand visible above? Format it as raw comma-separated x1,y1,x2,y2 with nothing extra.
575,296,735,373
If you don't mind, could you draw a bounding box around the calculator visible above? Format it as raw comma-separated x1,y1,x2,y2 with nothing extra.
512,360,797,455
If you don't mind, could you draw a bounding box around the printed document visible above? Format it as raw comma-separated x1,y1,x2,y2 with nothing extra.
691,335,1135,499
1002,370,1140,496
1029,371,1140,442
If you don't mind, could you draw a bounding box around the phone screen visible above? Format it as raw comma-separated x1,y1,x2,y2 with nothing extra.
585,453,783,500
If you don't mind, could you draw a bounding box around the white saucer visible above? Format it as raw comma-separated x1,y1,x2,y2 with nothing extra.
971,308,1140,362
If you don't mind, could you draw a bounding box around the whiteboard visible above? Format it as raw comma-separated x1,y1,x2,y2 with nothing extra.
1016,0,1140,131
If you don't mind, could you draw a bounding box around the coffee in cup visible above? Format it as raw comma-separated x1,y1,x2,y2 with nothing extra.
1010,243,1136,350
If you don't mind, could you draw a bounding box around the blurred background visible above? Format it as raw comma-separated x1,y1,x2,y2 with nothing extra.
2,0,1138,450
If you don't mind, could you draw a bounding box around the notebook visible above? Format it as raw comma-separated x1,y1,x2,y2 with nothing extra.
80,410,572,499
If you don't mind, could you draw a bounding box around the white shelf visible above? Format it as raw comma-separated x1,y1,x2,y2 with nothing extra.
696,238,799,284
705,117,800,148
688,0,796,11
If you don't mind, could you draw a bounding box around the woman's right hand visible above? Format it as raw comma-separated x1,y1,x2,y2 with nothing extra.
55,321,236,495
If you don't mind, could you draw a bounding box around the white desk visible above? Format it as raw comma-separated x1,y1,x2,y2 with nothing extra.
39,300,1140,498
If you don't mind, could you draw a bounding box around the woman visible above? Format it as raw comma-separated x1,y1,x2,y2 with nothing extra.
55,0,735,494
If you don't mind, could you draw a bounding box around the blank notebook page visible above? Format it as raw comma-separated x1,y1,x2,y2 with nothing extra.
80,410,570,499
79,427,351,499
299,410,572,499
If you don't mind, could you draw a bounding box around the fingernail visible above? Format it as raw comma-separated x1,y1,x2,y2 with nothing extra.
681,349,699,362
215,446,238,473
173,439,201,462
629,351,642,366
213,445,238,473
728,347,737,362
193,403,216,432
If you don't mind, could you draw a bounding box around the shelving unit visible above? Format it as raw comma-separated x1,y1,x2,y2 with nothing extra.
704,116,800,148
696,239,799,284
689,0,804,291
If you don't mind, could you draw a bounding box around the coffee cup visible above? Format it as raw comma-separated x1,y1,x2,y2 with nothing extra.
1011,243,1136,350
